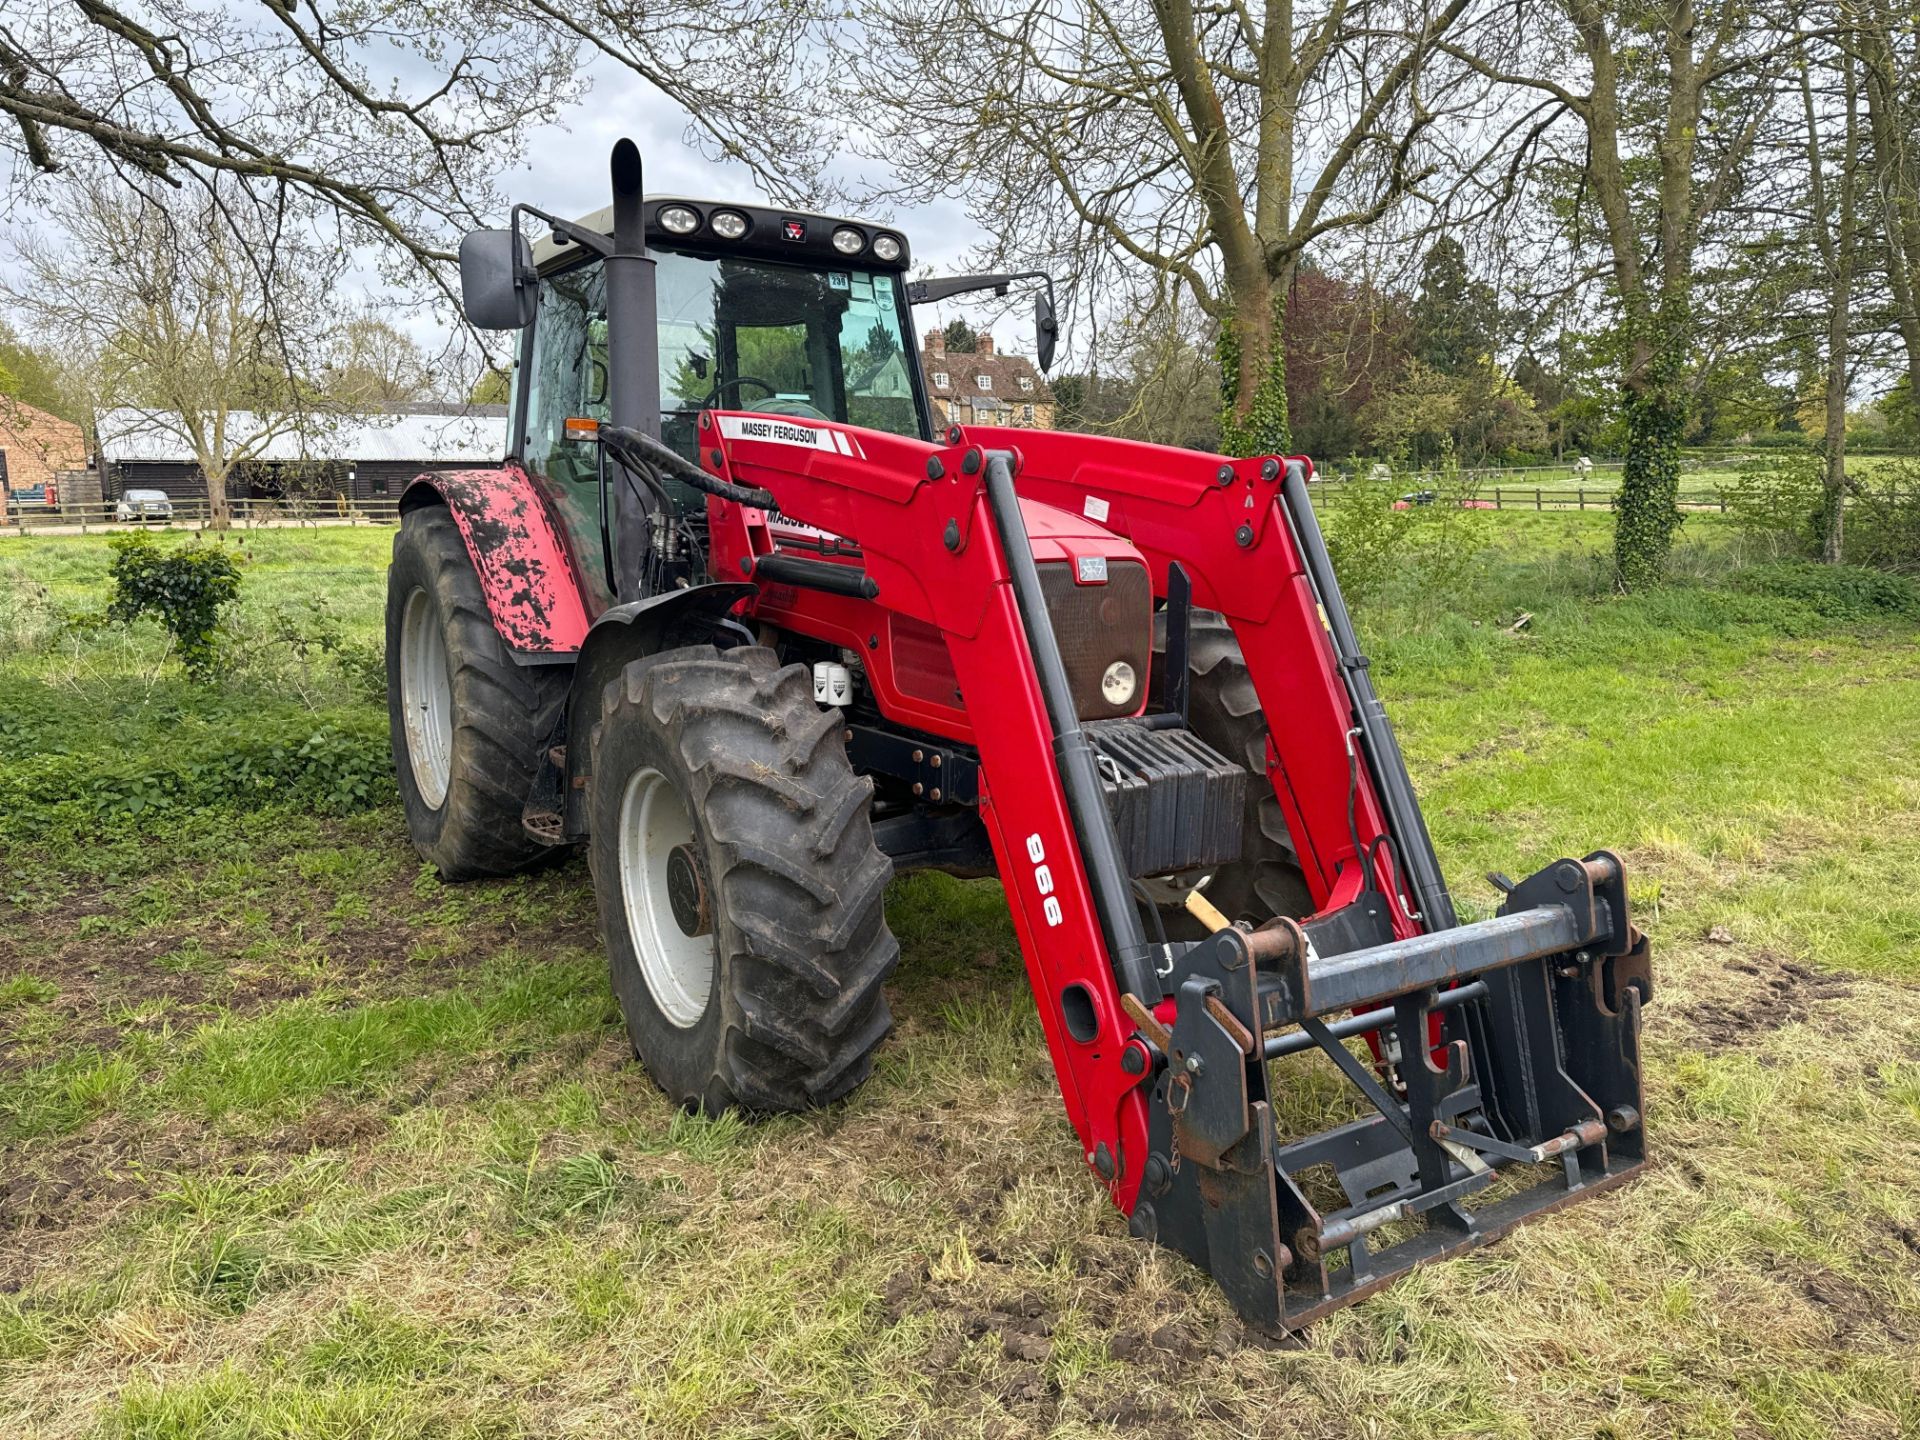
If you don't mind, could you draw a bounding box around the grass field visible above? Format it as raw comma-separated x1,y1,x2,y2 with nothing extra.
3,517,1919,1439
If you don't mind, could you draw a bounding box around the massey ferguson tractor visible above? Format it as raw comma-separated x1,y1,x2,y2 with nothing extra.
386,138,1651,1331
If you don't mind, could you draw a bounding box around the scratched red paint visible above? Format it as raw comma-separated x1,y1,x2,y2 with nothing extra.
404,467,591,653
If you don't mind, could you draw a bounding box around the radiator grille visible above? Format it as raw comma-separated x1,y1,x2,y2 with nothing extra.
1036,559,1151,721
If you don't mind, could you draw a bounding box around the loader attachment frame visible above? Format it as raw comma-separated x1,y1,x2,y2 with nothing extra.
692,411,1650,1332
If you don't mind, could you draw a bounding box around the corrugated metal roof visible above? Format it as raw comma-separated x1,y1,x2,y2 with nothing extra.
96,408,507,464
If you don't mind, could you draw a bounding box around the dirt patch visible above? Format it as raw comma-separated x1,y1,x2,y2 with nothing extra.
1794,1266,1911,1346
1678,950,1855,1051
0,1120,219,1291
268,1101,388,1154
1,1096,393,1293
0,823,600,1079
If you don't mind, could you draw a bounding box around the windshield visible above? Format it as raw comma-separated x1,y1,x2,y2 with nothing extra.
655,249,924,459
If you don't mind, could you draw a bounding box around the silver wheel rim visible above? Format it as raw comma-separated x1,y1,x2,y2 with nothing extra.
399,587,453,809
617,768,714,1028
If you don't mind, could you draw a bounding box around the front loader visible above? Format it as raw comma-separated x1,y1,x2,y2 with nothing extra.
385,137,1652,1331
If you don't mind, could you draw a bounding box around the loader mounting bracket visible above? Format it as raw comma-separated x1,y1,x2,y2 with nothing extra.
1130,852,1649,1331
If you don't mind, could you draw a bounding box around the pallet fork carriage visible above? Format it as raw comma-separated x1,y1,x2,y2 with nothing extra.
387,137,1652,1331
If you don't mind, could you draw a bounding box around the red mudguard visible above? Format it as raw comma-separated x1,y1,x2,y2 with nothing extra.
402,465,592,655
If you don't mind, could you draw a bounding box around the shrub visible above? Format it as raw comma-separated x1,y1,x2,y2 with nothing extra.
1843,459,1920,575
1732,562,1920,622
1319,467,1492,608
106,532,244,681
1724,453,1823,556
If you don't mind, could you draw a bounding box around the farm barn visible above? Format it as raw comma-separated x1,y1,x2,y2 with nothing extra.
95,405,507,506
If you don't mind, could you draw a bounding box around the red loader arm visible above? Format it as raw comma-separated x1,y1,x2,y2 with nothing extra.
698,411,1649,1332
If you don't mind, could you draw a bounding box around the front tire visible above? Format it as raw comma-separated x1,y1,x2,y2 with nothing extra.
386,505,567,880
589,645,898,1113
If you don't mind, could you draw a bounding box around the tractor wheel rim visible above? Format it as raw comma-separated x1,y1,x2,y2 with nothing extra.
617,767,714,1028
399,587,453,809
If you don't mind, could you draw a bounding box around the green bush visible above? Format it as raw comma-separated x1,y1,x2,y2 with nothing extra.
0,711,393,838
1732,562,1920,622
106,532,244,681
1724,453,1823,556
1843,459,1920,574
1318,469,1492,608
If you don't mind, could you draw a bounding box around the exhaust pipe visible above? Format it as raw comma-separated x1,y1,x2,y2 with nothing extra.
604,139,662,585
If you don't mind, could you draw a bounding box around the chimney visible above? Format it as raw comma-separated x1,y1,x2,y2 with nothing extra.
977,332,995,355
928,329,945,357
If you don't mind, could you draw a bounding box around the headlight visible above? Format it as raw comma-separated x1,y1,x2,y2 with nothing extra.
658,205,699,235
710,209,749,240
1100,660,1137,708
872,234,903,262
831,226,866,255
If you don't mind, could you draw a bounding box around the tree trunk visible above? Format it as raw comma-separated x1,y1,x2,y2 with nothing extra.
1804,35,1858,564
202,464,233,529
1216,272,1291,458
1821,52,1859,564
1859,13,1920,412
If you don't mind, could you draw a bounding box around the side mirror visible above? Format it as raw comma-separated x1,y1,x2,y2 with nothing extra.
1035,289,1058,374
459,228,536,330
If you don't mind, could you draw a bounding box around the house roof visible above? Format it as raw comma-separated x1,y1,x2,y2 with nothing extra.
97,407,507,465
0,397,85,445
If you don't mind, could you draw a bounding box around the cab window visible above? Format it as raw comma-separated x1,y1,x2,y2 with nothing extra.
523,262,609,490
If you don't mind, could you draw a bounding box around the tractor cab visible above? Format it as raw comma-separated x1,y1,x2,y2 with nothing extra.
523,198,928,476
496,198,932,603
463,171,1055,606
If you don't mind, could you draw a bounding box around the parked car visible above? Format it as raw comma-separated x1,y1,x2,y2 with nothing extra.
1392,489,1496,511
116,489,174,523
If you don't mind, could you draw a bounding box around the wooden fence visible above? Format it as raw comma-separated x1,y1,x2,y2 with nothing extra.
11,487,1735,537
1482,488,1729,512
1305,486,1731,513
3,495,404,535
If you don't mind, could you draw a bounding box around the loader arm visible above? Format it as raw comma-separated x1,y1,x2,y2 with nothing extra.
696,411,1651,1331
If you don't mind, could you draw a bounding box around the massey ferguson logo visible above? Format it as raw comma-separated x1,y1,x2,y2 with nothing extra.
782,219,807,242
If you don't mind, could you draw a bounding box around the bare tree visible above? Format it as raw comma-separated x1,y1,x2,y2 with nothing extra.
324,317,437,408
1,0,844,308
5,178,348,527
1857,2,1920,414
1799,23,1862,561
839,0,1479,457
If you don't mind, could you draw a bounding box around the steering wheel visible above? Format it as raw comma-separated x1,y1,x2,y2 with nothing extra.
702,375,780,409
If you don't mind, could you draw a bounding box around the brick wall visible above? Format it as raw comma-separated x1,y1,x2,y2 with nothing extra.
0,401,87,496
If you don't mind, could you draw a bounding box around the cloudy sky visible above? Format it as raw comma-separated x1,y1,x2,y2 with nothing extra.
478,54,1044,363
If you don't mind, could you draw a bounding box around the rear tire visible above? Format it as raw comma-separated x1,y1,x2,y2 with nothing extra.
386,505,568,880
1153,611,1313,934
588,645,898,1113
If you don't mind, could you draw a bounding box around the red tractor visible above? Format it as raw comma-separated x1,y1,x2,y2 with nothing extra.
387,139,1651,1331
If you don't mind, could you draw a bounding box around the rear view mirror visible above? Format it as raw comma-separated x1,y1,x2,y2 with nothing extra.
459,228,536,330
1035,289,1058,374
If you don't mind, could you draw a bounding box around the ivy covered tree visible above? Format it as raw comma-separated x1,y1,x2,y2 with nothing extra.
1444,0,1784,587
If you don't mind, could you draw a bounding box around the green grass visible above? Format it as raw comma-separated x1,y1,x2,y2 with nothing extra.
3,520,1919,1437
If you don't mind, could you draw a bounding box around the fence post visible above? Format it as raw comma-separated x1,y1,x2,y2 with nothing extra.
1494,487,1503,509
1535,488,1542,511
1578,488,1586,511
